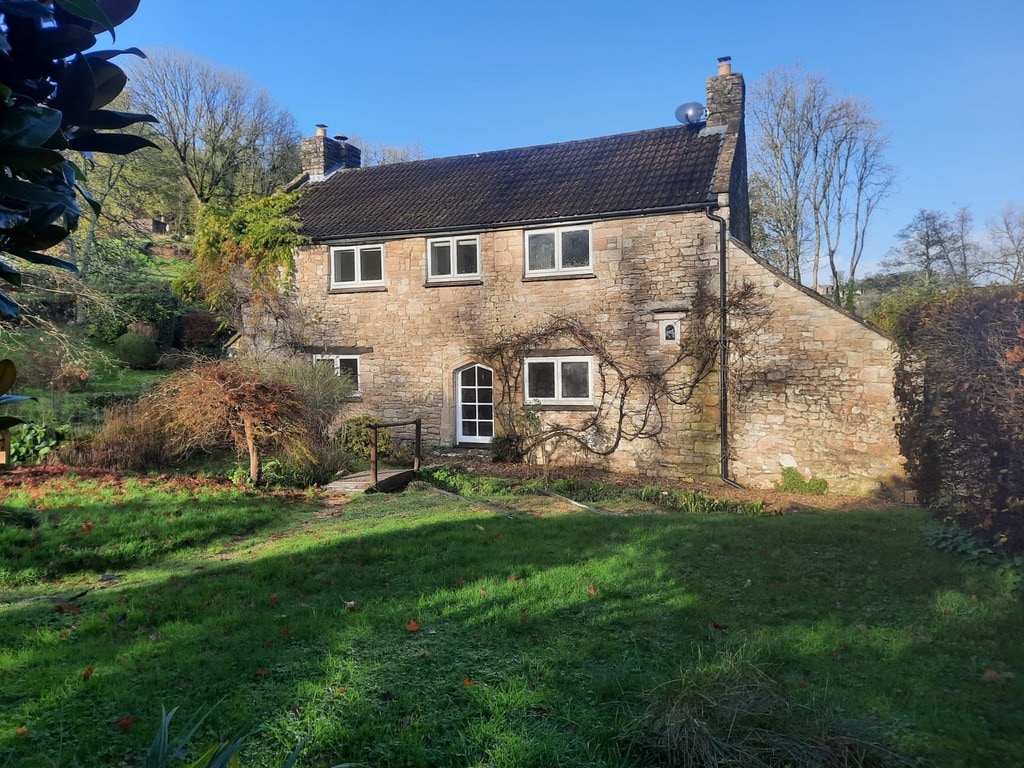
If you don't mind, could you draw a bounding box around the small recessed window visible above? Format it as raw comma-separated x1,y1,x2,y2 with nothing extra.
524,226,592,277
659,318,683,345
330,245,384,289
427,236,480,282
313,354,360,394
524,356,593,405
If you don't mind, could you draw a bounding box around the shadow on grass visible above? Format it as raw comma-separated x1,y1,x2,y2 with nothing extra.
1,489,1021,767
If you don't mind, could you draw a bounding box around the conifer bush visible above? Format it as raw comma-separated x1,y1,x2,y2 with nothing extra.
114,332,160,370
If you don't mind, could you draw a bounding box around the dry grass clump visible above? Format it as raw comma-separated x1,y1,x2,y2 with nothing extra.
626,648,899,768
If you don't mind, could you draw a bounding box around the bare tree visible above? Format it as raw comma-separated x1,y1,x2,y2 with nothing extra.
127,49,301,206
347,135,426,167
749,65,895,301
883,207,981,287
983,204,1024,283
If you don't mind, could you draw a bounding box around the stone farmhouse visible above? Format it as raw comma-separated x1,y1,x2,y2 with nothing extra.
289,58,904,494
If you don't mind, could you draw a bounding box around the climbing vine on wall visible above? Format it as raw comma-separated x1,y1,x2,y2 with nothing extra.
469,273,771,460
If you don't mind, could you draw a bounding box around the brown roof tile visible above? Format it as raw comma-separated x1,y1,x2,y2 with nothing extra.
297,124,723,241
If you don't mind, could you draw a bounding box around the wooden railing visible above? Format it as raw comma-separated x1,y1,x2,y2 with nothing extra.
368,418,422,488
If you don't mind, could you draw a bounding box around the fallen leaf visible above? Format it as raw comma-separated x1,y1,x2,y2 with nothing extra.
982,668,1004,682
16,726,27,736
586,586,597,595
405,620,420,632
270,594,279,605
82,665,94,681
256,668,267,676
345,601,357,612
463,677,473,686
116,715,134,731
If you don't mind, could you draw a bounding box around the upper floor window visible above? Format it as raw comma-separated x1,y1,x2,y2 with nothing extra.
524,356,593,406
427,236,480,282
525,226,592,277
330,245,384,289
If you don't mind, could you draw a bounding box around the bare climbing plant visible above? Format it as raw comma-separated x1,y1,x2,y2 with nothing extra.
470,272,771,460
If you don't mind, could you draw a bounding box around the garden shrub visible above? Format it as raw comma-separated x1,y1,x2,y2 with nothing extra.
773,467,828,495
70,404,173,472
12,347,90,391
114,332,160,369
893,286,1024,555
180,310,224,352
342,416,394,459
90,292,183,346
9,423,67,465
263,360,356,486
490,434,525,463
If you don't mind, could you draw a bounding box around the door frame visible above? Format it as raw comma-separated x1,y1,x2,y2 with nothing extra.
455,363,494,445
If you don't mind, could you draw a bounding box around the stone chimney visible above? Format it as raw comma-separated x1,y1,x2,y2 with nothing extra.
300,124,361,180
705,56,744,134
704,57,751,246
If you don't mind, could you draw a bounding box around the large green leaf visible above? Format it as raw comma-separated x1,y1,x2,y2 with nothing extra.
0,1,52,20
77,108,157,130
0,259,23,286
0,104,62,147
6,246,80,274
6,220,77,251
0,177,66,204
37,24,97,59
87,46,144,62
51,55,95,124
0,145,66,170
0,294,18,317
0,205,30,230
53,0,142,38
0,360,17,396
54,0,113,34
75,180,102,216
68,131,158,154
86,58,127,110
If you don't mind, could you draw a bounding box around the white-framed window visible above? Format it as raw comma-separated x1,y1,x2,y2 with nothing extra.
427,236,480,282
313,353,360,394
330,245,384,288
524,225,592,276
524,356,593,405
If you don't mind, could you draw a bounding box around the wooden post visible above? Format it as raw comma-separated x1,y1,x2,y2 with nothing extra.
413,419,422,471
369,425,378,487
0,429,9,466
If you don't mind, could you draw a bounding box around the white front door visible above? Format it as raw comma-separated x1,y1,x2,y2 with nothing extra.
457,365,494,444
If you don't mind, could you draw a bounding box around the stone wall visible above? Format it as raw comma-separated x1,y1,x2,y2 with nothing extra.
727,241,905,494
292,211,905,493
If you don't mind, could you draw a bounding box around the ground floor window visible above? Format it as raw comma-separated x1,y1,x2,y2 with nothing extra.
524,356,592,405
313,353,360,393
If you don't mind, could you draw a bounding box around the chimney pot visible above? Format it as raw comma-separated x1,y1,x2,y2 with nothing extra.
315,124,327,137
717,56,732,76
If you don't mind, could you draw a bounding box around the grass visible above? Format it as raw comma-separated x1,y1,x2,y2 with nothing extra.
0,472,1022,767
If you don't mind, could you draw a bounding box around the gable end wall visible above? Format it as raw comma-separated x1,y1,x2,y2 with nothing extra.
727,240,905,494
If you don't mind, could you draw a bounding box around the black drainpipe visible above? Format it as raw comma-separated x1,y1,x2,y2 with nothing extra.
705,207,742,488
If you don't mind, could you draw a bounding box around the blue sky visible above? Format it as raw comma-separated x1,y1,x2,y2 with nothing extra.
117,0,1023,275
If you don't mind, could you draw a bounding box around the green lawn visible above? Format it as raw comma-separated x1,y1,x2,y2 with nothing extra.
0,473,1021,767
